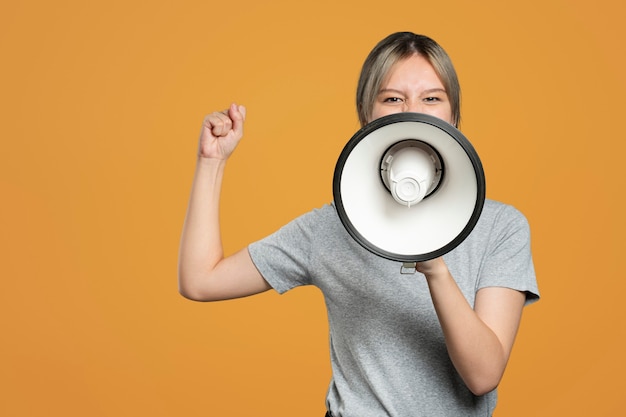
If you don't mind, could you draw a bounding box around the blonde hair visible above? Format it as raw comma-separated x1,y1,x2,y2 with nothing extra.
356,32,461,127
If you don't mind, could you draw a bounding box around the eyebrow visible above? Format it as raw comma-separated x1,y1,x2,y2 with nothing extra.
377,87,447,95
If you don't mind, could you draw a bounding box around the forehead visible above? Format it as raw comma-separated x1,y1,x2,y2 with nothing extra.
382,54,444,88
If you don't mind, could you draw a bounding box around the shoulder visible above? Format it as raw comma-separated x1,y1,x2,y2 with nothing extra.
456,199,533,261
282,203,340,234
250,203,341,251
477,199,531,238
481,199,528,223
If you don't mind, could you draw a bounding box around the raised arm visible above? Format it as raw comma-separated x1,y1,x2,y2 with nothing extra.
178,104,271,302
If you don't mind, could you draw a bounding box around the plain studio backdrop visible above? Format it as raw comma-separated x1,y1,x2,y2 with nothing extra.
1,1,624,415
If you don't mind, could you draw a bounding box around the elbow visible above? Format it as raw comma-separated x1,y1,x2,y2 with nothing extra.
466,379,499,397
463,369,504,397
178,286,207,302
456,349,508,396
179,284,218,302
178,270,211,302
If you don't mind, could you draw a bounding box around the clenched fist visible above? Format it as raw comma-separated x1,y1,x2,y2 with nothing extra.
198,103,247,160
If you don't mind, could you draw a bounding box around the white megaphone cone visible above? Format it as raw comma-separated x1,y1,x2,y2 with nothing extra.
333,112,485,262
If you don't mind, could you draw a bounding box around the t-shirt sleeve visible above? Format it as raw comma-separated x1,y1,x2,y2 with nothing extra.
478,204,540,305
247,209,320,294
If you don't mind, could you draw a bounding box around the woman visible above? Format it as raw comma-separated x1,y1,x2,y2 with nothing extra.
178,32,539,416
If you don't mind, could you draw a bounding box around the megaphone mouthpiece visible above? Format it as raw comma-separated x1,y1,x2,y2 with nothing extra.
381,140,442,207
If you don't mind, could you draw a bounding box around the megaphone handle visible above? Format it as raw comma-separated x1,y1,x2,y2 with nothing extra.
400,262,418,274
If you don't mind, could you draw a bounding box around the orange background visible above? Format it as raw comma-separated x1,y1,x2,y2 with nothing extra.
1,0,625,415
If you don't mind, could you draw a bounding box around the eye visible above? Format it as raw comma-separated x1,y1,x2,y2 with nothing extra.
423,96,441,103
383,97,404,103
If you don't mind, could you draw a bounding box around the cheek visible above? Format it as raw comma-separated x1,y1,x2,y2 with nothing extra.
433,108,454,124
421,105,453,125
440,104,454,124
369,105,398,123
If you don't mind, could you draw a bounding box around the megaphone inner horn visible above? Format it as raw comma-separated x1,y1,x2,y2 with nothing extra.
380,140,443,208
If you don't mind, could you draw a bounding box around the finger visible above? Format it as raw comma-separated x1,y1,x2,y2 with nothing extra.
229,103,246,135
202,112,228,129
238,104,246,120
204,111,233,137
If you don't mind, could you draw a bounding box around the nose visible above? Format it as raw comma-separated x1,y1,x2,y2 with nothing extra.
405,101,423,114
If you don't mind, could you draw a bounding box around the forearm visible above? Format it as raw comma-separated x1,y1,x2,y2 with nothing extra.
425,268,507,395
178,157,227,299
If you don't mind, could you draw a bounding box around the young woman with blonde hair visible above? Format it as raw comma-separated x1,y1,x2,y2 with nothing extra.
179,32,539,416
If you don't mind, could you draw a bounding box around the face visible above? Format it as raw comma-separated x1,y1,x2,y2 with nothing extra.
370,54,453,125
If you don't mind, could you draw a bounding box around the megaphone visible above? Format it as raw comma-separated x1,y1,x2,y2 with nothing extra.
333,112,485,263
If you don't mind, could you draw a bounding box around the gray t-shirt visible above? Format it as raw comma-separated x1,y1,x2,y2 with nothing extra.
248,199,539,417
